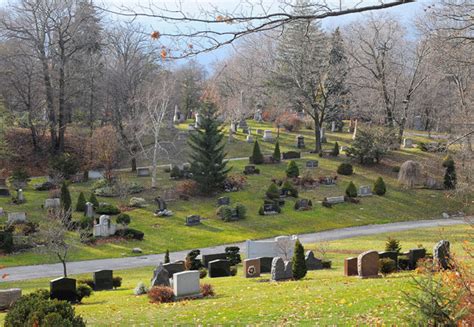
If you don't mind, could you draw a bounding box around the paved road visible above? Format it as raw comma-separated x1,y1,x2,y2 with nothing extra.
0,218,465,282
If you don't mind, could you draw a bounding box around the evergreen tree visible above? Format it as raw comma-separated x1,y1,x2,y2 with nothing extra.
188,101,230,194
164,249,170,264
373,177,387,196
332,142,340,156
345,181,357,198
273,141,281,162
286,160,300,178
251,140,264,164
60,182,72,219
88,193,99,208
292,239,307,280
76,192,86,212
442,156,457,190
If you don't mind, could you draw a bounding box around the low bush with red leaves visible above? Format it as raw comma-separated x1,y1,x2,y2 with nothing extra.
200,283,215,297
176,180,199,198
276,113,303,132
148,286,174,303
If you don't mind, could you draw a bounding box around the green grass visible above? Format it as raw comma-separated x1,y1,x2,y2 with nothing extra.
0,122,470,267
0,224,470,326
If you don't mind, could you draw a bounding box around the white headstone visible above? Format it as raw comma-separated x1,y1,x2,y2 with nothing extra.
85,202,94,218
88,170,104,180
403,138,414,148
7,212,27,224
358,185,372,197
17,189,25,202
263,130,273,142
93,215,116,237
173,271,201,299
331,121,336,132
195,113,202,128
44,198,61,209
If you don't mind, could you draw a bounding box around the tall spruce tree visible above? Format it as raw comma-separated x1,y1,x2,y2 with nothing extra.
273,141,281,162
292,239,307,280
60,182,72,221
188,101,230,194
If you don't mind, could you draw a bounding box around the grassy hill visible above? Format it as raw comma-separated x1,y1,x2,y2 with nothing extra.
0,122,471,267
0,224,470,325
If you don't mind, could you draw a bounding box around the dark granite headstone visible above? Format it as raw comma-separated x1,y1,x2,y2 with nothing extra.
344,257,358,276
155,197,167,211
50,277,77,302
151,263,170,287
0,186,10,197
208,259,231,278
202,253,228,267
434,240,450,269
93,270,113,291
282,151,301,160
408,248,426,270
296,135,305,148
295,199,312,211
185,215,201,226
244,165,258,175
137,167,150,177
305,251,323,270
163,261,186,277
258,257,274,273
263,203,279,214
306,160,318,168
217,197,230,206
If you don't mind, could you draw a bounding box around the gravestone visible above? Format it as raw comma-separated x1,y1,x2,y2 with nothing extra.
282,151,301,160
93,270,114,291
243,258,261,278
283,261,293,279
85,202,94,218
357,251,380,278
379,251,398,266
306,160,318,168
263,130,273,142
294,199,312,211
296,135,305,148
88,170,104,180
256,128,264,135
305,251,323,270
414,115,423,130
44,198,61,209
271,257,286,281
403,138,414,149
320,176,337,185
324,196,345,205
93,215,116,237
263,203,279,215
244,165,258,175
258,257,274,273
208,259,231,278
358,185,372,197
151,263,170,287
50,277,77,302
185,215,201,226
434,240,450,269
0,185,10,197
195,113,202,128
202,253,228,267
163,261,186,277
344,257,358,276
331,121,336,132
137,167,150,177
173,271,201,299
230,122,238,133
217,197,230,207
408,248,426,270
0,288,22,310
254,109,263,122
320,127,327,143
17,189,25,203
246,135,254,143
7,212,26,224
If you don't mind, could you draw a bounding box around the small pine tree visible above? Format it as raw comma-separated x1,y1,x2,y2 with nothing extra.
273,141,281,162
332,142,340,156
442,156,457,190
292,239,307,280
251,140,264,164
286,160,299,178
76,192,86,212
164,250,170,264
373,177,387,196
266,183,280,199
385,237,401,253
60,182,72,213
89,193,99,208
345,181,357,198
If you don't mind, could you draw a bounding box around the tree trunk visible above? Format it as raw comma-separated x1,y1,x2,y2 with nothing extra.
131,157,137,172
39,52,58,152
313,109,321,153
58,46,67,154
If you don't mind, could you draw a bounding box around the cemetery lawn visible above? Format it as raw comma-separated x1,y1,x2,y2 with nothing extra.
0,123,471,267
0,224,471,325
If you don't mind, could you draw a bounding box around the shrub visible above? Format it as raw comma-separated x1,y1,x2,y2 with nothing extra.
134,282,148,295
281,180,298,198
225,246,241,265
78,278,95,289
385,237,402,253
0,230,14,253
87,193,99,209
164,250,170,264
292,239,307,280
96,204,121,215
115,228,144,240
337,162,353,175
76,284,93,303
199,268,207,279
176,180,199,198
266,183,280,200
200,284,215,297
223,175,247,191
442,155,457,190
5,290,85,327
48,153,80,180
60,182,72,214
258,206,264,215
345,181,357,198
373,177,387,196
148,286,174,303
273,141,281,162
331,142,340,156
251,141,264,164
8,167,29,185
129,197,146,208
112,277,122,289
235,203,247,219
170,165,183,179
217,205,233,221
379,258,397,275
185,249,202,270
76,192,86,212
286,160,299,178
346,127,394,164
276,112,302,132
78,216,94,230
230,266,238,276
116,213,131,226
